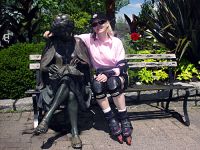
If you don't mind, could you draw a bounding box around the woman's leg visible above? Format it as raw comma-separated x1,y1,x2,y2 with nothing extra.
113,94,133,145
92,79,121,138
97,97,122,138
110,77,133,145
96,97,110,110
112,93,126,110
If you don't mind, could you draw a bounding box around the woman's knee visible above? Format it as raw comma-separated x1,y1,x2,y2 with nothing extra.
107,76,124,97
91,79,107,99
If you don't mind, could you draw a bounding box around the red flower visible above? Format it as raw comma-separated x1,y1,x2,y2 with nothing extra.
130,32,140,41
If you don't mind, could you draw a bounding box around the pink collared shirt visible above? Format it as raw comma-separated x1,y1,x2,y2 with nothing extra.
77,33,125,75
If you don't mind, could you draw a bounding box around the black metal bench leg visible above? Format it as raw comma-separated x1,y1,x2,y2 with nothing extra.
137,91,141,101
182,89,190,126
166,89,190,126
32,94,39,128
195,89,198,106
157,90,165,107
38,108,43,123
165,89,173,111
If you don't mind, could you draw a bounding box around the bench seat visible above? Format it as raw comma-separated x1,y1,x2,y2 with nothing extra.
125,84,193,92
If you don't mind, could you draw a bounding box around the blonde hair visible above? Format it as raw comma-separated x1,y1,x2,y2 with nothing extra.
92,21,114,40
106,21,114,36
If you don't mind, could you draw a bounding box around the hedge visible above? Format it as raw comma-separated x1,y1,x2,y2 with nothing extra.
0,42,45,99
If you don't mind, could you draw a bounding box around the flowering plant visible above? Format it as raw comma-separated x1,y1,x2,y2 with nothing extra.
130,32,140,41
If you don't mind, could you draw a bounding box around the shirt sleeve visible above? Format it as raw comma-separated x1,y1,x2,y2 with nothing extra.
115,38,125,62
112,38,126,76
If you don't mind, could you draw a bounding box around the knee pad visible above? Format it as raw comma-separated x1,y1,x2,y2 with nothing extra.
91,79,107,99
107,76,122,97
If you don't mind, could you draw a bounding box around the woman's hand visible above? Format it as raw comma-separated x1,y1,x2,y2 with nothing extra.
95,74,108,82
43,31,53,38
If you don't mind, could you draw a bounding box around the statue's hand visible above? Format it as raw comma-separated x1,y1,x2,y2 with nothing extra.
68,66,84,76
49,64,59,74
48,64,62,79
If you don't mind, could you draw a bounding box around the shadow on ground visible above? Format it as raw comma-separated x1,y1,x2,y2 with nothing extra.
24,100,192,149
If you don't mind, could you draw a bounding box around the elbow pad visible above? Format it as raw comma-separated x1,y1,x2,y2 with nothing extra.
116,60,128,75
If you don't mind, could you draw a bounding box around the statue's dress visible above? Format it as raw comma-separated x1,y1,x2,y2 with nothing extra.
37,37,92,111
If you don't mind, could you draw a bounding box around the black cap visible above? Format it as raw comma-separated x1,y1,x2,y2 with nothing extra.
90,12,108,23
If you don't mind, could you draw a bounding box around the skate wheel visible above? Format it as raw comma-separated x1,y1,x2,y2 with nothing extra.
117,135,123,144
125,136,132,145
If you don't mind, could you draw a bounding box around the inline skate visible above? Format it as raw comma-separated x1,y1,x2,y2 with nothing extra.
107,117,123,144
120,118,133,145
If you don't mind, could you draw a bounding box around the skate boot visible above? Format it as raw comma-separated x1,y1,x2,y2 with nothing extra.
118,110,133,145
121,118,133,145
107,117,123,144
104,110,123,144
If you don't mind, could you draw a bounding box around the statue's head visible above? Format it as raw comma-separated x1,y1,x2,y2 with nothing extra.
51,14,74,38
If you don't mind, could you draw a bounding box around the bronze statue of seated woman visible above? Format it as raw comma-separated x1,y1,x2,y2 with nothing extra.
33,14,92,149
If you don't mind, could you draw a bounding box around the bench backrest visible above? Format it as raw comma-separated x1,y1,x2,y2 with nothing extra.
29,54,177,69
29,53,178,85
126,54,177,68
29,55,41,70
125,53,178,84
29,54,42,86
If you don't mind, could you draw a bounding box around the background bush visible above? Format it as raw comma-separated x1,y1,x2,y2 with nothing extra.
0,43,44,99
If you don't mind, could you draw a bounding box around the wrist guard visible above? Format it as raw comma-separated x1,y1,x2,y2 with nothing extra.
102,70,115,78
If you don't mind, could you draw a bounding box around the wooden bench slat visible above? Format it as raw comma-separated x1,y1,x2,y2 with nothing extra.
29,63,40,70
29,55,41,60
128,61,177,68
125,54,176,59
25,89,40,94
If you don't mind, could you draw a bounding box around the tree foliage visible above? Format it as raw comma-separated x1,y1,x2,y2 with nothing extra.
0,0,129,47
116,0,129,12
0,0,40,45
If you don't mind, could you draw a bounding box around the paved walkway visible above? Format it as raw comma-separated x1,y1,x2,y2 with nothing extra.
0,101,200,150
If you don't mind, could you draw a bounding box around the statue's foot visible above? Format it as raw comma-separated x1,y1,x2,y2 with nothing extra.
33,120,48,135
71,135,82,149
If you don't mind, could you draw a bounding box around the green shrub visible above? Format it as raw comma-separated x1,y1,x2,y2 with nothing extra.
153,70,168,81
0,42,44,99
140,0,200,64
138,68,154,84
176,60,200,81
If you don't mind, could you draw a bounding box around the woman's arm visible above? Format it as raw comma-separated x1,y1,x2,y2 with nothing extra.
43,31,53,38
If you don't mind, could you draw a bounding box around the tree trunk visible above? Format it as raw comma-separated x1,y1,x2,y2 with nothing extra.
106,0,115,30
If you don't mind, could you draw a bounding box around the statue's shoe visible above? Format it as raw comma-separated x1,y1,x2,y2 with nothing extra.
33,120,48,135
71,135,82,149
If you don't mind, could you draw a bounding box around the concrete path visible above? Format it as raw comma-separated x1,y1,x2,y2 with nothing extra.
0,101,200,150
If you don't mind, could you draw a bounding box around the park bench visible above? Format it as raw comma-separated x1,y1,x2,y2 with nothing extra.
25,54,41,128
124,53,193,126
26,53,194,128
